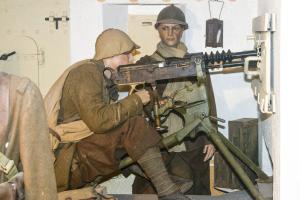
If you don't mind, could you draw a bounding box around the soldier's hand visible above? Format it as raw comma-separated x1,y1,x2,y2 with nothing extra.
135,90,150,105
203,144,216,162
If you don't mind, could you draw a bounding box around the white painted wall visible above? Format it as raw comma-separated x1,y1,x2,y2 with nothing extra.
257,1,280,199
184,0,274,182
70,0,103,63
281,1,300,200
0,0,70,95
184,0,259,137
103,4,128,32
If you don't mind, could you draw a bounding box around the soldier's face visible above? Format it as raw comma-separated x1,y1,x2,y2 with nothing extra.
104,53,133,70
157,24,184,47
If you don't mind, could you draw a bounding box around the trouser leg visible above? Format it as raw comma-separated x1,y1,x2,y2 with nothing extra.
132,134,211,195
70,116,161,188
176,149,210,195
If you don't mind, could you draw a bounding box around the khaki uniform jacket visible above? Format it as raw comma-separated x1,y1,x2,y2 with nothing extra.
59,60,143,132
133,45,215,195
47,60,145,191
0,72,57,200
137,45,216,152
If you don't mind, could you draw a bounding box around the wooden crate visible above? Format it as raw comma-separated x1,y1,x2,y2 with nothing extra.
214,118,258,189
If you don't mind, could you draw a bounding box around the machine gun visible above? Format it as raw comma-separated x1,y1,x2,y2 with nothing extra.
106,49,258,132
110,49,258,91
103,49,271,200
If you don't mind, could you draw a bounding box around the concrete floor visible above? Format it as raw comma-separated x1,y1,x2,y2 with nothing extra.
113,191,253,200
58,183,273,200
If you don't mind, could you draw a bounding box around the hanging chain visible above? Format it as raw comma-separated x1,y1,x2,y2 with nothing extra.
208,0,224,19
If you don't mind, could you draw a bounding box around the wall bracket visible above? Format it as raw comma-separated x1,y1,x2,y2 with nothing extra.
245,13,276,114
45,16,69,30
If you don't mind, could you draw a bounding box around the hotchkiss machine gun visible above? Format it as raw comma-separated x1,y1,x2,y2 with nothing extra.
107,50,270,200
102,14,275,200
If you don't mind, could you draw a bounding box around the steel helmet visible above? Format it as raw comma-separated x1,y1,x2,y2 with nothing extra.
94,28,140,60
155,5,188,30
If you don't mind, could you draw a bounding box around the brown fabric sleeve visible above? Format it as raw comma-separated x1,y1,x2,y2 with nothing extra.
66,65,143,133
18,80,58,200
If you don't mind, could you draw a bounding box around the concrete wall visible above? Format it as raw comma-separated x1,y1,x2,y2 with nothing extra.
0,0,70,95
184,0,259,137
280,1,300,199
70,0,103,63
257,1,280,199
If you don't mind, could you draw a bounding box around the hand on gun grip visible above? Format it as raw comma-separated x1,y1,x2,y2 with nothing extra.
135,90,150,105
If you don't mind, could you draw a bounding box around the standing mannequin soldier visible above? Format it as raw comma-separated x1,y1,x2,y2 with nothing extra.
46,28,190,200
133,5,216,195
0,72,58,199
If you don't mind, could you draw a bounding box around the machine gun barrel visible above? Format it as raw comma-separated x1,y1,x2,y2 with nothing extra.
188,50,256,58
110,49,257,85
231,50,257,58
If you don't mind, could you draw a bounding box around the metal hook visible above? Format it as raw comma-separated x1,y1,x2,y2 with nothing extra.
208,0,224,19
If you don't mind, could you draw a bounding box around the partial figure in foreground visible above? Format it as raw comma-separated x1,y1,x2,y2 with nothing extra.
0,72,57,200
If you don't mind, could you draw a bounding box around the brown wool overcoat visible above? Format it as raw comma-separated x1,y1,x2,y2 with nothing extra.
0,72,58,200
